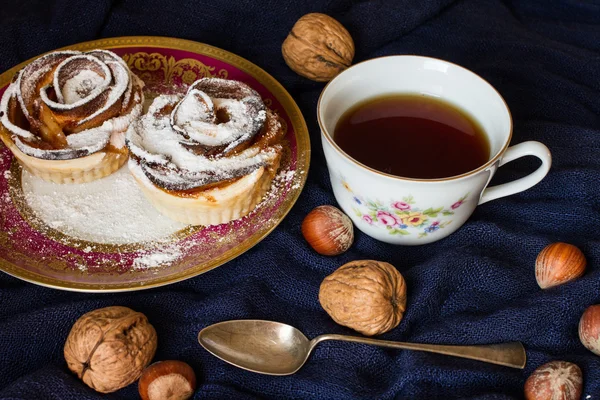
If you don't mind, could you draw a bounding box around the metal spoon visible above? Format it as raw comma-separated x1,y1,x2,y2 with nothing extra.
198,320,526,375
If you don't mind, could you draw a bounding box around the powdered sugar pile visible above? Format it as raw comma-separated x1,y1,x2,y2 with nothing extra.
14,157,297,271
21,165,186,244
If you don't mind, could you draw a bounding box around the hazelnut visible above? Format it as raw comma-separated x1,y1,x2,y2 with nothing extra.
535,242,586,289
282,13,355,82
319,260,407,336
139,360,197,400
302,205,354,256
524,361,582,400
579,304,600,355
64,306,157,393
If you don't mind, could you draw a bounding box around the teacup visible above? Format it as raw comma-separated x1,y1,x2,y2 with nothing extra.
317,56,551,245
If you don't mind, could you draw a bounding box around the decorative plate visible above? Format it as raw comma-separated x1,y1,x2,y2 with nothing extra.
0,36,310,292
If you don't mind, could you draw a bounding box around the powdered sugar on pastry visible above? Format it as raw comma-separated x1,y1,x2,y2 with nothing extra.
60,69,107,103
126,78,278,191
128,97,275,172
0,84,36,139
171,86,266,148
16,51,80,121
47,54,112,108
0,49,143,161
11,101,142,160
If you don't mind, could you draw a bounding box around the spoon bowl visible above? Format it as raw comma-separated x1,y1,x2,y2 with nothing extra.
199,320,311,375
198,319,526,375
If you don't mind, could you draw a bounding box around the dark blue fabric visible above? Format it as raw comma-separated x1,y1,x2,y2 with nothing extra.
0,0,599,398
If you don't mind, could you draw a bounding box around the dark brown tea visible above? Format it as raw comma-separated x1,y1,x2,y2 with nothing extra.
333,94,490,179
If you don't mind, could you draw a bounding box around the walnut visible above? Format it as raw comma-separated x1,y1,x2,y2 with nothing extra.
319,260,407,336
64,306,158,393
282,13,355,82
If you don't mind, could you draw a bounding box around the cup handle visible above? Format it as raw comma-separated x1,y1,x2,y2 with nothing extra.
478,141,551,205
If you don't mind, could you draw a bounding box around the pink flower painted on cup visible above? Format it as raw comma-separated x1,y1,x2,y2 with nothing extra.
376,211,400,226
451,200,465,209
392,201,411,211
347,188,469,236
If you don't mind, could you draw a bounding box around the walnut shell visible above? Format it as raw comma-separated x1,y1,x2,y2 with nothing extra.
282,13,355,82
319,260,407,336
64,306,157,393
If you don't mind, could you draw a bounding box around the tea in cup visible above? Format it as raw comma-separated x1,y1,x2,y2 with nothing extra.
318,56,551,245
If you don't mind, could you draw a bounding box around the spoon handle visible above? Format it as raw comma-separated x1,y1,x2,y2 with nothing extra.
312,334,526,369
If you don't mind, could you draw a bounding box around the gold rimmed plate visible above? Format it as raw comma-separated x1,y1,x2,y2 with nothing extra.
0,36,310,292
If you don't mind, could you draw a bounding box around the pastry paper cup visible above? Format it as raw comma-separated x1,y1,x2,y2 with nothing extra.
0,128,129,184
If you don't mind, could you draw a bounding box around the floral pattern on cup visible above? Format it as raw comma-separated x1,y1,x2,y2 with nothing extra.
341,178,468,238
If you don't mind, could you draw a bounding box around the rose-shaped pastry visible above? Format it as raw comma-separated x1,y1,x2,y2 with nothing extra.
126,78,285,226
0,49,144,183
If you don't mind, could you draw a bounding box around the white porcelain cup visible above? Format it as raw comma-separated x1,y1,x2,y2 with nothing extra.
318,56,551,245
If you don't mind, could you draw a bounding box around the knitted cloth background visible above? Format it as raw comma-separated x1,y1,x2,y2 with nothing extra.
0,0,599,398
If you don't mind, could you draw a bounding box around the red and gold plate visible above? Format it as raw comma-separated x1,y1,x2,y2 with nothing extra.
0,36,310,292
